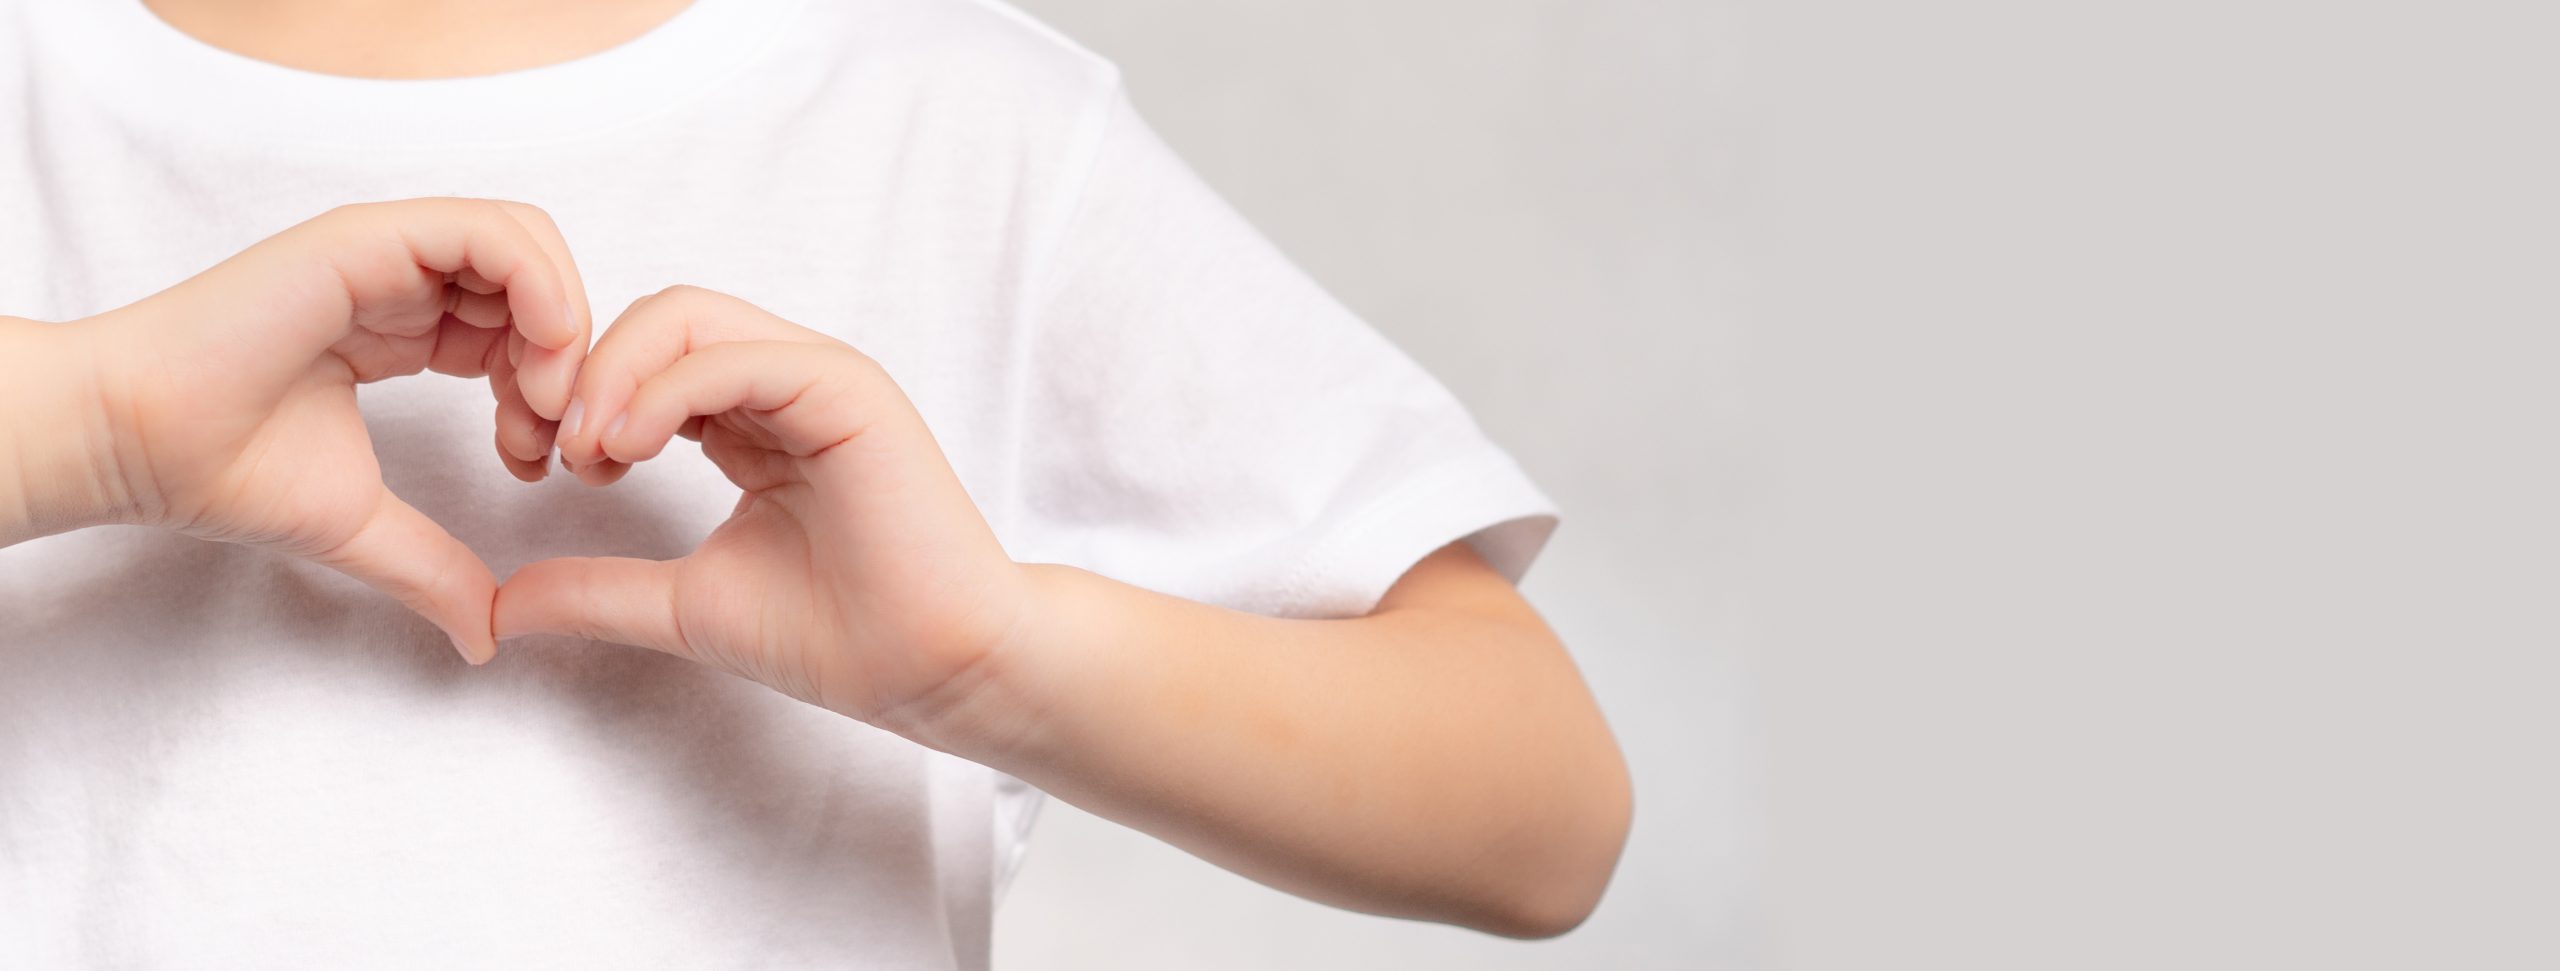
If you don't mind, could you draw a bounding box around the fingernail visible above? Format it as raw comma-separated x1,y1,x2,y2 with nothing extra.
605,413,627,441
449,634,480,665
561,297,578,336
561,399,585,441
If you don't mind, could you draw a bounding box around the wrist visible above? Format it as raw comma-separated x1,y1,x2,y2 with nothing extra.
878,562,1094,764
0,316,135,545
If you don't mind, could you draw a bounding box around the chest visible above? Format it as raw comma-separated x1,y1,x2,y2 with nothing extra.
0,104,1048,536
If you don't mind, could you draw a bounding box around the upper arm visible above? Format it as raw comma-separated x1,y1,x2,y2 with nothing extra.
1373,541,1553,634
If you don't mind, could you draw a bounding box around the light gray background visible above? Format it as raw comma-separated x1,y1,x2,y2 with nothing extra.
993,0,1743,968
1747,1,2558,970
995,1,2560,969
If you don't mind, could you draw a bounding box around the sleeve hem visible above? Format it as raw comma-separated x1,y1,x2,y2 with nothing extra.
1266,445,1560,619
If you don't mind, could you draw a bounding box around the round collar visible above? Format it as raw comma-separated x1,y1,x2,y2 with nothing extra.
28,0,806,150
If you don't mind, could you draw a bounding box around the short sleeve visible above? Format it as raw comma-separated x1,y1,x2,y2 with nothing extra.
1002,83,1558,618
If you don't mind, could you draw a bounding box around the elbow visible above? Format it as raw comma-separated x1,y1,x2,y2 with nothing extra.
1475,884,1608,941
1462,747,1635,940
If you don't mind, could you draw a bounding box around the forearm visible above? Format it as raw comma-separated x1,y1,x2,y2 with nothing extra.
0,317,124,548
909,549,1632,938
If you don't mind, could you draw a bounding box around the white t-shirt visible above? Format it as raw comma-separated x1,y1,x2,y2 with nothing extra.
0,0,1557,966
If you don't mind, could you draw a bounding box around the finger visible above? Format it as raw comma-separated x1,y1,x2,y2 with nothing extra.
495,556,688,657
312,491,502,665
446,285,512,331
556,285,831,473
318,198,580,351
426,320,506,379
495,383,554,470
514,325,584,419
475,349,554,481
602,340,896,466
559,416,630,485
569,457,631,488
453,266,504,294
700,422,802,493
494,202,591,422
497,429,550,483
300,200,586,423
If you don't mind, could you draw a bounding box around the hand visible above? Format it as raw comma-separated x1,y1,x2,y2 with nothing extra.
496,286,1030,733
32,199,591,662
489,289,1631,935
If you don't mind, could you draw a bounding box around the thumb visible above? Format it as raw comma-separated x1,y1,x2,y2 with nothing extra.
495,556,688,657
311,491,501,665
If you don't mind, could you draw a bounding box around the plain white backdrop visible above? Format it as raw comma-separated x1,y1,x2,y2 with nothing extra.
992,0,1744,968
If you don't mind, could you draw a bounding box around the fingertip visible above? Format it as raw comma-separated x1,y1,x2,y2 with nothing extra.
490,581,533,640
532,416,561,456
599,412,652,464
552,339,589,393
323,491,508,668
503,452,548,483
494,555,685,652
573,458,630,488
492,559,571,640
451,632,493,665
493,399,553,476
518,344,576,421
498,421,547,466
510,288,580,351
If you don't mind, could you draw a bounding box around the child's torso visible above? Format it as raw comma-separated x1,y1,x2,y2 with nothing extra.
0,0,1109,964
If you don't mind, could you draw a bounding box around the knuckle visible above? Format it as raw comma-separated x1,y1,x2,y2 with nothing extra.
828,343,890,383
656,283,753,319
311,201,379,235
616,289,664,320
475,199,521,235
494,199,555,226
635,285,707,321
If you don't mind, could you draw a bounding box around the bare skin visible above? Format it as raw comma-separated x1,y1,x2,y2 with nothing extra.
25,1,1637,938
0,199,590,661
503,287,1633,935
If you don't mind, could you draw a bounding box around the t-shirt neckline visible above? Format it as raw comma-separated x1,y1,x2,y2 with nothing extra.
34,0,802,150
